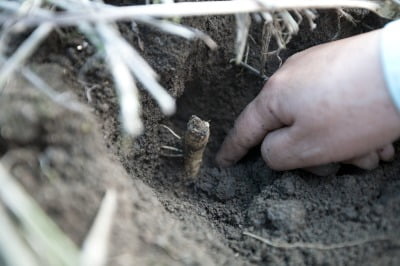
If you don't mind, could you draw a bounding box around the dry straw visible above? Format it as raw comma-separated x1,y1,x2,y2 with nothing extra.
0,162,118,266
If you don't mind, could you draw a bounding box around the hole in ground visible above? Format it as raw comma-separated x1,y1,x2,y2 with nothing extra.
151,64,281,261
125,12,400,264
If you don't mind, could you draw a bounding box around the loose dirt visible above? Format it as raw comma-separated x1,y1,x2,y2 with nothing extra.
2,7,400,266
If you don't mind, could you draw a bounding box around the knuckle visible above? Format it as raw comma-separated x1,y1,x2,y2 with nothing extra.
261,140,281,170
261,76,287,117
259,81,283,118
230,125,249,147
226,126,251,153
236,135,253,150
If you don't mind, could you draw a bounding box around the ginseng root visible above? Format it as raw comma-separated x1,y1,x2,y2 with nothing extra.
184,115,210,180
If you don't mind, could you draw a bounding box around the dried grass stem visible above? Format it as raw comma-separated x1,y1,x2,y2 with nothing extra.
15,0,381,25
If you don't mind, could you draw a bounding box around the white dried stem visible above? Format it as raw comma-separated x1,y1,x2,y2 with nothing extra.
104,43,143,137
0,1,43,15
80,190,117,266
0,23,53,88
135,16,217,49
261,11,273,22
160,124,182,140
337,8,358,24
0,1,22,12
260,21,272,74
271,20,286,49
19,0,43,14
14,0,382,25
279,10,299,34
19,64,86,113
72,0,176,117
49,0,217,49
251,12,263,23
160,153,183,157
0,203,39,266
47,0,176,133
303,9,318,29
235,13,251,63
0,163,79,266
101,27,176,115
243,231,395,250
46,0,146,135
72,0,146,135
293,10,304,24
115,37,158,79
161,145,183,153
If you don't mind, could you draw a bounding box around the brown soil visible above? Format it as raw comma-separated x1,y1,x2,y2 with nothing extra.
2,7,400,266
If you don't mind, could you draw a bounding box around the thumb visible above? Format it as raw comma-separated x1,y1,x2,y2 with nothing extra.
261,127,297,170
261,126,326,170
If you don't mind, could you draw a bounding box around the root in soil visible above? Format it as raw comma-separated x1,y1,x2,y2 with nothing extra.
184,115,210,180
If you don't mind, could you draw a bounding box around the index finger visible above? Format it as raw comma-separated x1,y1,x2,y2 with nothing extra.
216,89,284,167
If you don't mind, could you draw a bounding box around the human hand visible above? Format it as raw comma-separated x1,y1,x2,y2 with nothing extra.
216,29,400,174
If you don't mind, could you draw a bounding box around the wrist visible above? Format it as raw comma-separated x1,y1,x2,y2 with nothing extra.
381,20,400,112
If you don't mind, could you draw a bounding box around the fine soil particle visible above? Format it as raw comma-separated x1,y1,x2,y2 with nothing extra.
2,7,399,266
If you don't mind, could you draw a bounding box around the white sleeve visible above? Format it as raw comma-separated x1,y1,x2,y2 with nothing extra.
381,19,400,111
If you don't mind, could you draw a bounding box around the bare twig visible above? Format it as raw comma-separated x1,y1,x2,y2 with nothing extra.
230,58,269,80
260,21,273,74
243,231,396,250
160,124,182,140
160,153,184,158
161,145,183,153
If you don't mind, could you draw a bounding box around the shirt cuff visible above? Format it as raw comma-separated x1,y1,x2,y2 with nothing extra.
381,19,400,111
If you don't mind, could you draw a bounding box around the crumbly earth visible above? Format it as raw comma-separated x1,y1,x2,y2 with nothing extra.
1,7,400,266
